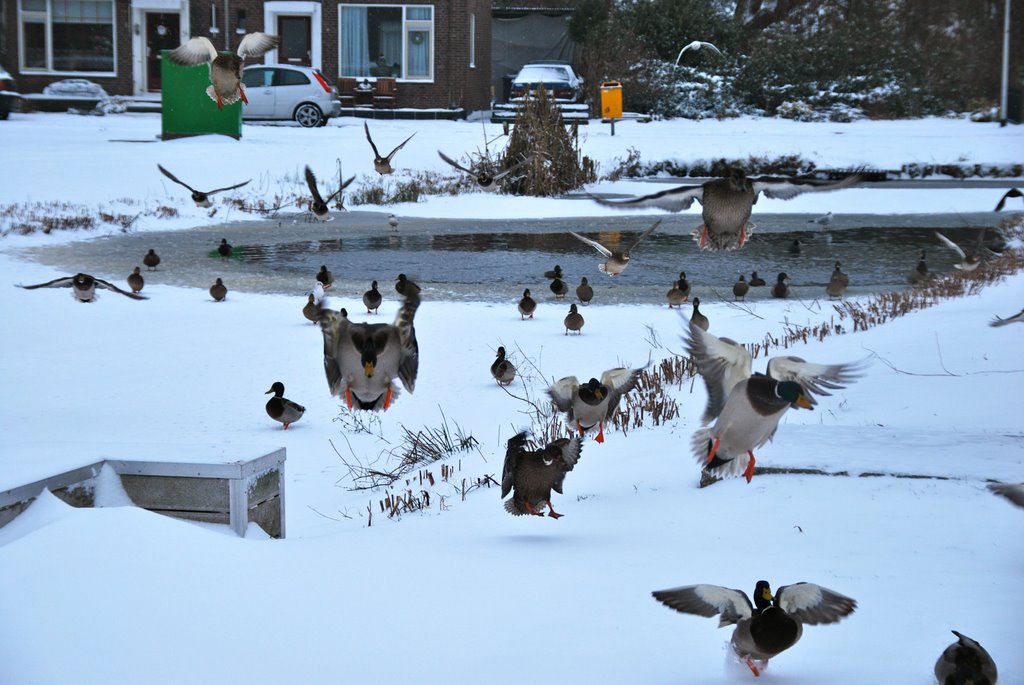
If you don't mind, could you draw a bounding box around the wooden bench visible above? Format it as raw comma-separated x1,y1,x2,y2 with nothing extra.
0,444,286,538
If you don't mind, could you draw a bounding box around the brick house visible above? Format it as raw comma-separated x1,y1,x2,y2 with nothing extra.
2,0,494,113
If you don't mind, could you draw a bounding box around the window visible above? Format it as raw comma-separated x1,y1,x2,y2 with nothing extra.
339,4,433,81
242,68,273,88
19,0,115,73
469,13,475,69
275,69,310,86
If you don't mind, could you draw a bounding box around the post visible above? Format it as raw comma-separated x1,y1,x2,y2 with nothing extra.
1000,0,1010,126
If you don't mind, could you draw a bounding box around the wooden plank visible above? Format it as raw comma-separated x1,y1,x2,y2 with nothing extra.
249,495,282,538
147,509,231,525
119,475,229,512
247,468,281,503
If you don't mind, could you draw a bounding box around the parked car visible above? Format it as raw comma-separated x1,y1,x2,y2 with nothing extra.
240,64,341,127
0,66,23,120
509,62,586,104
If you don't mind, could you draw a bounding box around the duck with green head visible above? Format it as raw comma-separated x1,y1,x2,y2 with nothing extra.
265,381,305,429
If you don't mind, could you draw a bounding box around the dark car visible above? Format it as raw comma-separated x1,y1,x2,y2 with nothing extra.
509,62,586,103
0,67,22,120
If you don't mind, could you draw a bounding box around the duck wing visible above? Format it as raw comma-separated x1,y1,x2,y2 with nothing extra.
598,367,642,419
652,584,754,627
548,376,581,414
157,164,198,193
492,155,533,181
751,173,862,201
385,132,417,162
167,37,218,65
550,436,582,494
685,320,753,423
934,230,966,259
304,165,325,204
394,289,420,393
501,432,529,498
994,187,1022,211
93,276,147,300
318,309,352,397
626,219,662,253
774,582,857,625
437,150,475,175
765,356,868,404
988,482,1024,507
324,175,356,204
206,178,251,195
18,275,77,290
236,32,279,59
589,183,704,212
363,122,382,159
568,231,613,258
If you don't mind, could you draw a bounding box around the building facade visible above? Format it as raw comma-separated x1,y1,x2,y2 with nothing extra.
3,0,493,112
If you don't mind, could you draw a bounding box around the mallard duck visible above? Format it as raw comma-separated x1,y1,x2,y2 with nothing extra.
749,271,766,287
667,281,686,308
361,280,381,314
690,297,709,331
143,249,160,271
127,267,144,294
209,278,227,302
826,262,848,300
264,381,305,429
491,346,516,385
576,277,593,305
771,272,790,298
364,122,415,175
934,631,998,684
544,264,564,280
733,274,749,300
167,33,279,109
302,294,320,323
305,166,355,221
548,368,642,443
316,265,334,290
217,238,232,260
501,432,582,519
564,303,584,335
437,150,532,192
935,229,985,272
652,580,857,676
787,238,802,255
387,214,399,231
988,482,1024,508
910,250,932,286
990,308,1024,327
569,220,661,276
319,289,419,411
593,169,861,251
550,277,568,298
995,187,1022,211
18,273,146,302
518,288,537,319
685,320,866,481
677,271,692,300
157,164,250,207
395,273,420,297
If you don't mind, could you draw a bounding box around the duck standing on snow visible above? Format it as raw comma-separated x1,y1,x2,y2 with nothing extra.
143,249,161,271
18,273,147,302
209,278,228,301
167,33,279,109
264,381,305,429
934,631,998,685
501,432,582,519
652,580,857,677
362,280,382,314
826,261,848,300
592,168,861,251
550,276,568,298
364,122,415,175
732,274,749,300
490,346,516,385
563,303,584,335
772,272,790,298
302,294,320,323
568,219,661,276
690,297,709,331
576,277,594,305
127,267,145,294
685,320,866,482
518,288,537,319
157,164,250,208
667,280,686,308
548,367,642,443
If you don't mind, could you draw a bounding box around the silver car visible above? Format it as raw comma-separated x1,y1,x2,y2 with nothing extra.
241,64,341,128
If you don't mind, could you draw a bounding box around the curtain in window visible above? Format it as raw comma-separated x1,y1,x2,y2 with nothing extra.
379,20,401,67
340,6,369,77
407,29,429,77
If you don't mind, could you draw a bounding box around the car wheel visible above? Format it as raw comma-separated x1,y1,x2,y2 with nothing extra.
294,103,323,128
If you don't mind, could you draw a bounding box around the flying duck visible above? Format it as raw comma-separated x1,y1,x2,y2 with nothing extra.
167,33,279,109
592,169,861,251
437,150,532,192
305,166,355,221
576,277,593,305
491,346,516,385
264,381,305,429
209,278,227,302
363,280,382,314
934,631,998,685
989,308,1024,327
18,273,146,302
988,482,1024,508
934,229,985,272
568,220,661,276
563,303,584,335
652,580,857,677
157,164,250,207
548,367,642,443
501,432,582,519
364,122,415,175
518,288,537,319
994,187,1022,211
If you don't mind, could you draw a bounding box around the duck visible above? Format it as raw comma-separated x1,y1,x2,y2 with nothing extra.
787,238,802,255
934,631,998,685
544,264,564,280
569,220,661,276
934,229,985,272
684,320,866,481
395,273,420,297
18,273,147,302
548,367,642,443
437,150,532,192
143,249,161,271
302,294,320,323
771,272,790,298
690,297,709,331
501,432,582,519
209,278,227,302
127,267,144,294
387,214,399,231
157,164,250,207
826,261,848,300
363,280,382,314
305,165,355,221
808,211,833,227
550,277,568,298
217,238,232,260
490,346,516,385
318,288,419,411
592,168,861,251
732,274,749,300
666,281,687,308
652,580,857,677
988,482,1024,508
576,277,593,305
264,381,305,429
316,265,334,290
990,308,1024,327
564,303,584,335
995,187,1022,211
518,288,537,319
167,33,279,109
910,250,932,286
364,121,415,175
749,271,766,287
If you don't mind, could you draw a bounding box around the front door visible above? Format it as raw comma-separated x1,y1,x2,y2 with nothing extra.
145,12,180,92
277,16,311,67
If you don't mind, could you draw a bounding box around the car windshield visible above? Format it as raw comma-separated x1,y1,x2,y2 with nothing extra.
515,66,571,84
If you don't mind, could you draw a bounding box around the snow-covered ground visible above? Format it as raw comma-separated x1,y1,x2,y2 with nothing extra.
0,112,1022,684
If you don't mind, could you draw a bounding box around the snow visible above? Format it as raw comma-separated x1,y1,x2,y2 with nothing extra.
0,111,1022,684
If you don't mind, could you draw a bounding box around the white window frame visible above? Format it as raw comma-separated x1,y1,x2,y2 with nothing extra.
469,13,475,69
336,3,434,83
264,1,322,71
18,0,118,76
